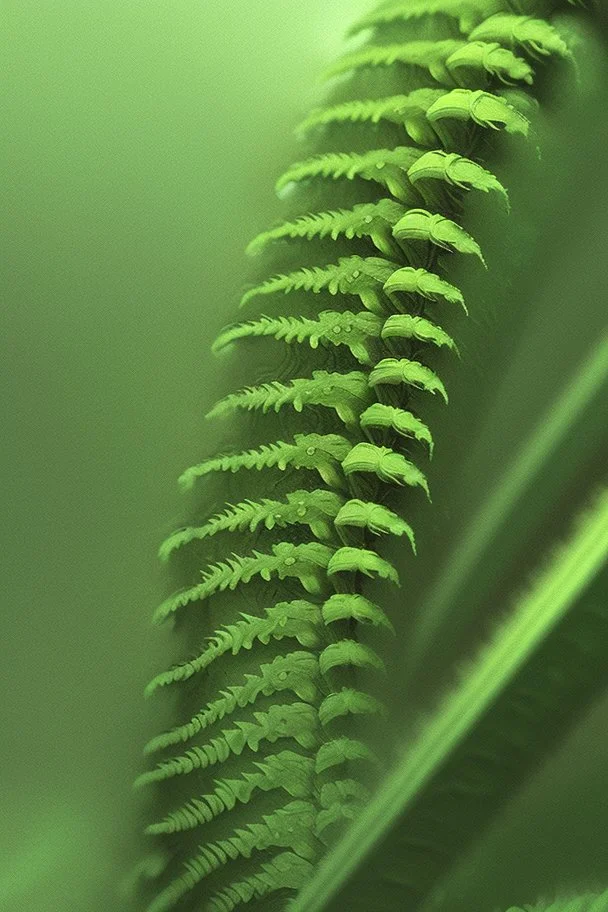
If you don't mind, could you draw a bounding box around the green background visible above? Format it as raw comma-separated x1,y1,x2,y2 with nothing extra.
0,1,368,907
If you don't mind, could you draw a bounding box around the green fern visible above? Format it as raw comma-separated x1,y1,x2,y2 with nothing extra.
246,199,406,258
276,146,424,203
212,310,383,364
206,370,371,426
136,1,605,910
348,0,505,36
177,432,351,490
324,40,535,87
296,89,445,146
158,490,345,560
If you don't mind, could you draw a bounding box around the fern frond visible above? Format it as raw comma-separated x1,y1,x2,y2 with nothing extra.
381,313,457,351
204,853,315,912
327,546,400,584
148,824,316,912
154,542,334,624
239,255,398,314
407,149,509,209
146,751,315,836
348,0,503,36
369,356,449,401
342,442,430,494
159,490,345,560
469,13,573,60
315,738,380,774
445,39,535,85
297,89,444,146
206,370,371,426
246,199,406,258
144,652,320,754
426,87,530,135
178,432,352,491
276,146,423,203
319,689,386,726
360,402,435,454
325,40,533,88
145,601,322,695
383,265,466,312
135,702,319,788
392,207,486,263
322,593,395,633
335,498,416,550
319,639,386,674
213,310,383,364
139,0,596,907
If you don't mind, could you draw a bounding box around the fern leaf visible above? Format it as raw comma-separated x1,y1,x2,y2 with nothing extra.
446,39,535,85
426,87,530,136
392,207,486,263
205,853,315,912
319,689,386,726
384,265,466,312
325,40,533,88
158,490,345,561
322,593,395,633
213,310,383,364
369,357,449,402
315,738,380,774
335,498,416,550
246,199,406,258
144,652,320,754
348,0,503,36
469,13,573,60
146,751,315,835
319,639,386,674
178,432,352,491
342,441,430,494
381,313,457,351
297,89,444,146
153,542,334,624
206,370,371,426
135,702,319,787
239,255,398,314
327,546,400,585
407,149,509,208
149,829,316,912
276,146,423,203
144,601,322,695
359,402,435,454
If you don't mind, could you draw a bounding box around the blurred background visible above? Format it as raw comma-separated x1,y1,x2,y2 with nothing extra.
0,1,370,908
1,2,607,911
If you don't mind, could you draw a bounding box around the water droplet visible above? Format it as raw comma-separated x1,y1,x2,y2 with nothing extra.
306,446,316,456
352,270,361,278
364,215,373,224
332,325,342,334
284,556,296,566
